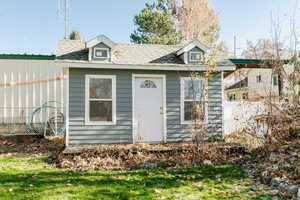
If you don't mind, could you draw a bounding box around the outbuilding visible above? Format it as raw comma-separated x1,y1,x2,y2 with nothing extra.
56,34,235,146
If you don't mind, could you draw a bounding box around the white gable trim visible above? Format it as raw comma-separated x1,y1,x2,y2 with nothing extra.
177,40,210,56
85,74,117,125
56,61,236,71
86,34,116,49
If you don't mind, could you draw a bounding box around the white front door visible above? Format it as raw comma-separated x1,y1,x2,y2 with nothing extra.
133,76,165,143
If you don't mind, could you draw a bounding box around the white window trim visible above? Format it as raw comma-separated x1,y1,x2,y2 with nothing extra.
93,48,110,59
180,77,207,125
189,51,202,62
85,74,116,125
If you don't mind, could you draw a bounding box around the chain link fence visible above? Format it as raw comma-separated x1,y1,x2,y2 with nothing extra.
0,101,65,135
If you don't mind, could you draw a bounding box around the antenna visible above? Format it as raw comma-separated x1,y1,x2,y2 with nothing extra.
64,0,70,39
233,35,242,58
57,0,70,39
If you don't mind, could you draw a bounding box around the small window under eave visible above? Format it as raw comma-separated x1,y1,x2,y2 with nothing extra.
94,48,109,59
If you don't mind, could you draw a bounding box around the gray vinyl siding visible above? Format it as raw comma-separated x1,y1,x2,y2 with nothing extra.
68,68,223,145
207,72,223,137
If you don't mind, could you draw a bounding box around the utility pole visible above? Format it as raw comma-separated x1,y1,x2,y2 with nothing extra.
234,35,237,58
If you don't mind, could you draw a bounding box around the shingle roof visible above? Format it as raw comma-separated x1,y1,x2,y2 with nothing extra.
57,40,87,61
57,40,186,65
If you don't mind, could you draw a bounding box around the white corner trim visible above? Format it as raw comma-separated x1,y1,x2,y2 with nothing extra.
64,67,70,146
93,47,110,59
132,74,167,144
180,76,207,125
85,74,116,125
221,71,225,138
88,48,92,61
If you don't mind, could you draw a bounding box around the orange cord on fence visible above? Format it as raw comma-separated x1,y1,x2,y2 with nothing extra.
0,75,67,87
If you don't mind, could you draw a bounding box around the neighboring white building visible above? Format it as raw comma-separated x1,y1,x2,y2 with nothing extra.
225,59,294,101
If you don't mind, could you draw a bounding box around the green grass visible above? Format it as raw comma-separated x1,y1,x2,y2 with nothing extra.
0,157,272,200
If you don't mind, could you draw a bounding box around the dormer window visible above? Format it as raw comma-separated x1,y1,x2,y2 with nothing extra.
87,35,116,61
189,52,203,62
176,40,209,64
94,48,109,59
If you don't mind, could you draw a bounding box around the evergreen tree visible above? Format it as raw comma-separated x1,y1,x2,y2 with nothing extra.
130,0,181,45
69,30,81,40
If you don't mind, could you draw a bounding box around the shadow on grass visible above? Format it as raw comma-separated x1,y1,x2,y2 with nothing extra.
0,163,249,200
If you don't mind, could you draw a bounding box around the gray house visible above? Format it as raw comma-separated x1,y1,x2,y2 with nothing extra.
56,35,235,146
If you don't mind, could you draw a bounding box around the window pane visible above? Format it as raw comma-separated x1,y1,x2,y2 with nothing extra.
184,79,203,101
256,75,261,83
184,101,204,121
89,78,112,99
95,49,108,58
190,52,201,61
89,101,112,122
273,76,278,86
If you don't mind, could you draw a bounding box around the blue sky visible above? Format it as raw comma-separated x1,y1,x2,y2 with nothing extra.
0,0,299,56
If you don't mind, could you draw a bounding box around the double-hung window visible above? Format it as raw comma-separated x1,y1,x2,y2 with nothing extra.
256,75,262,83
180,77,206,124
85,75,116,125
272,75,278,86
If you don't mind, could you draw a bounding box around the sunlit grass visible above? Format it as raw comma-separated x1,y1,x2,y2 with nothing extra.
0,157,272,200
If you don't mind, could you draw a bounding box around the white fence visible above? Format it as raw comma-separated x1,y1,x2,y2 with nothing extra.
224,101,268,135
0,59,66,134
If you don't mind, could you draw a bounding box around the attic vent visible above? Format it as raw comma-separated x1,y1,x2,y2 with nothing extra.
140,80,157,88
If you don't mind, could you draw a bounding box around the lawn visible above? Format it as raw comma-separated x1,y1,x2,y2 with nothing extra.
0,157,272,200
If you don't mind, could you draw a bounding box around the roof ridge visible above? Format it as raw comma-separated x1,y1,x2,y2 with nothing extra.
116,42,184,47
58,40,185,49
59,39,86,42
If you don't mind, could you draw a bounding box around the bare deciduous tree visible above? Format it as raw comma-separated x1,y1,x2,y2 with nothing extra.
242,39,279,59
170,0,220,47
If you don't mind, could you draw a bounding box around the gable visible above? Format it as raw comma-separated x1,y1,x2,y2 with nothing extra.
89,42,111,62
86,35,116,49
176,40,209,64
176,40,209,56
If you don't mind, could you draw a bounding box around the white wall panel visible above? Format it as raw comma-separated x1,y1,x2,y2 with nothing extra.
0,59,66,124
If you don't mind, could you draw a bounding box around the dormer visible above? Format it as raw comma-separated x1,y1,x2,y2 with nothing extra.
177,40,209,64
86,35,116,62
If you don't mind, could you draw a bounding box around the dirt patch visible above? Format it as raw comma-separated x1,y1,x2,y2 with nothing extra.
224,131,265,150
49,142,248,171
0,135,65,157
244,138,300,199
